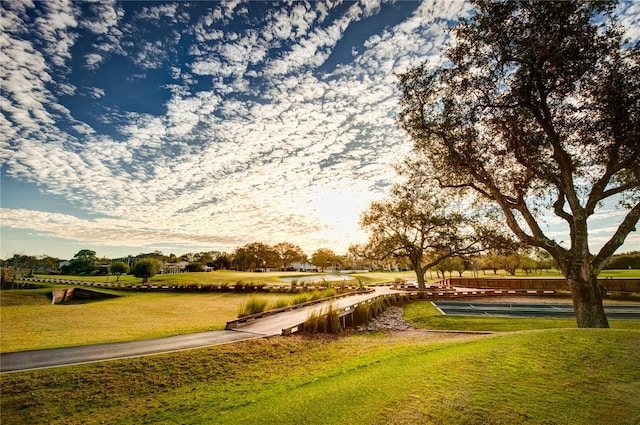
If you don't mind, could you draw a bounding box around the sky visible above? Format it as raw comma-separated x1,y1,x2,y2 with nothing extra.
1,0,639,261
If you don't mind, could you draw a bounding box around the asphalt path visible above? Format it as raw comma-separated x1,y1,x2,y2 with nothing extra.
0,330,266,373
1,287,395,373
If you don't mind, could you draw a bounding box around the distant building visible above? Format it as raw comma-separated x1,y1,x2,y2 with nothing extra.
164,261,189,274
290,262,317,272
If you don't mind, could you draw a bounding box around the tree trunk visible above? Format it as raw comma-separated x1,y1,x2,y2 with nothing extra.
567,268,609,328
415,268,426,290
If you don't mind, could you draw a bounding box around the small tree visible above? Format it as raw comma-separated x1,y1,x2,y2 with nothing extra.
69,249,98,275
132,259,158,283
451,257,468,278
311,248,336,272
273,242,305,270
360,180,509,289
109,261,129,282
185,262,204,272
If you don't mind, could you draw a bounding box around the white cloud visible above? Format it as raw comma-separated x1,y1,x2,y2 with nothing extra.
3,0,636,260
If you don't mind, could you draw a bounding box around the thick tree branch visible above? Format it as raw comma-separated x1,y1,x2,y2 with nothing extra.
592,201,640,272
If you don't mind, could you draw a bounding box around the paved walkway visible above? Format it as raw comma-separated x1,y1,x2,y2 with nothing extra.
1,287,395,373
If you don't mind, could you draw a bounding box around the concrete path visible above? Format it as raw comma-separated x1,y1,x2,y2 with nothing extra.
1,287,396,373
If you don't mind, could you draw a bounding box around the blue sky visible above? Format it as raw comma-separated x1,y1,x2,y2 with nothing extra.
1,0,639,260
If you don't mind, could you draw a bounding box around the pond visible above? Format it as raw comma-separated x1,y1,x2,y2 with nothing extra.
280,274,354,284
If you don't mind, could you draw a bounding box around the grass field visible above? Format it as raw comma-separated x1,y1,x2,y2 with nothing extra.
32,270,352,287
1,329,639,424
32,268,640,287
2,270,639,424
0,286,301,352
2,268,640,352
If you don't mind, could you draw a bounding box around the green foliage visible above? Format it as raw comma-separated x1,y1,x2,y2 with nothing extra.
303,304,342,334
131,259,158,283
310,248,337,272
109,261,129,281
238,297,268,317
398,0,640,327
269,298,290,310
2,330,638,424
184,262,204,272
353,303,371,326
69,249,98,275
291,293,311,305
604,252,640,270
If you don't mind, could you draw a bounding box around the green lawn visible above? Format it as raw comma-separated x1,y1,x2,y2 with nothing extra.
2,329,638,424
29,268,639,288
351,268,640,284
2,275,640,424
0,286,301,352
34,270,350,286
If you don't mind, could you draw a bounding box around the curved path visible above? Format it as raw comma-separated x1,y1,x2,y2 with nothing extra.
1,287,397,373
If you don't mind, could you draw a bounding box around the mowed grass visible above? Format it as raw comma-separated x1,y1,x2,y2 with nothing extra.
352,268,640,283
35,270,335,286
0,286,300,352
2,329,639,425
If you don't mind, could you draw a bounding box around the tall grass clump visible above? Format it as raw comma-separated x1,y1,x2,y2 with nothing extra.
292,288,337,305
353,303,372,326
309,288,336,301
303,304,342,334
292,293,311,305
303,310,324,333
268,298,290,310
238,297,268,317
325,304,342,334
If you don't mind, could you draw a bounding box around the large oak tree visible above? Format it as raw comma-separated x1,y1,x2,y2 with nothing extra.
398,0,639,327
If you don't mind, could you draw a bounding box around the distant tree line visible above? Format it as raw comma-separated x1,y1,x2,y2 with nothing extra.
2,247,638,284
1,242,366,281
603,252,640,270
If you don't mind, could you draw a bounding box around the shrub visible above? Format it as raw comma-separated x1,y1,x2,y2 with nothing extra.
109,262,129,281
292,294,311,305
325,305,342,334
321,288,337,298
303,305,342,334
131,259,158,283
353,303,371,326
238,297,268,317
269,298,290,310
185,262,204,272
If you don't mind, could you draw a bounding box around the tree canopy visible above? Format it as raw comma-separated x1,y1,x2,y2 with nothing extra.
359,180,508,289
109,261,129,281
131,259,158,283
398,0,639,327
